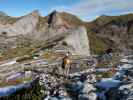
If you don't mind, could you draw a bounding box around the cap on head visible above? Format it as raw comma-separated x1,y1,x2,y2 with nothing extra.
66,53,69,56
66,51,70,56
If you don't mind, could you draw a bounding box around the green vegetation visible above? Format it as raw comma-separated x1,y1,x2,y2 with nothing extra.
0,38,44,61
96,62,110,68
60,12,83,26
0,81,44,100
85,13,133,54
0,47,34,61
91,13,133,27
16,55,33,62
88,32,108,54
95,70,116,78
0,77,32,87
36,16,47,30
0,16,19,25
0,80,22,87
41,51,64,60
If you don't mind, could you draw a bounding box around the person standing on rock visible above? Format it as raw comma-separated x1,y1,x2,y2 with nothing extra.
62,52,71,77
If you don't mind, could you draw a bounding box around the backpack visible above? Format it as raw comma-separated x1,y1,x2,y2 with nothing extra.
62,56,70,69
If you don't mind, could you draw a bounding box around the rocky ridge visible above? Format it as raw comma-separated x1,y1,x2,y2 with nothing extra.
85,14,133,53
0,10,90,57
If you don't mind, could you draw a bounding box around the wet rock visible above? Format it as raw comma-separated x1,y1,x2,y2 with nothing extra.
82,83,96,94
119,83,133,100
39,70,98,100
86,74,96,83
105,89,121,100
78,92,97,100
78,74,97,100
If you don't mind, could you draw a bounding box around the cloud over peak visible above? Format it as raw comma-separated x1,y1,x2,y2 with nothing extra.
51,0,133,21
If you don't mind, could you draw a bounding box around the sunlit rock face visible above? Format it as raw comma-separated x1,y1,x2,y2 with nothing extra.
0,11,133,55
0,10,40,36
63,26,90,56
0,10,90,56
11,10,39,36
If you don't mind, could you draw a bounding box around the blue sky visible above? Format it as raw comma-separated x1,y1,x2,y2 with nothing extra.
0,0,133,21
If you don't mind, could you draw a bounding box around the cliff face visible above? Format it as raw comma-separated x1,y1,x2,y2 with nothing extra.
0,10,132,58
63,27,90,55
0,10,39,36
0,10,90,57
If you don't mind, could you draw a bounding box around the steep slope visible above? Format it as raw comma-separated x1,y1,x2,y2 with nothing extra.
35,11,90,55
0,10,39,36
0,10,132,58
0,11,19,25
85,13,133,54
0,10,90,60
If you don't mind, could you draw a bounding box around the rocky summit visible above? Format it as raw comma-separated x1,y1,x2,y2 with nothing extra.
0,10,90,57
0,10,132,59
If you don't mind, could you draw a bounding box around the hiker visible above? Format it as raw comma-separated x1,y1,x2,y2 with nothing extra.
62,52,71,77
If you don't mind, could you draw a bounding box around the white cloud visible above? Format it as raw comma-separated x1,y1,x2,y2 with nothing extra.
49,0,133,21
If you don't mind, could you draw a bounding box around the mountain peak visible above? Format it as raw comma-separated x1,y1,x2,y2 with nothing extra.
29,10,40,17
50,10,58,14
0,11,7,16
46,10,82,28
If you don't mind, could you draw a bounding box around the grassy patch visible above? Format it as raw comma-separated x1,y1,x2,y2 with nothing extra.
60,12,83,26
96,61,111,68
36,16,47,30
0,80,43,100
95,70,116,78
41,51,64,60
0,77,33,87
88,32,108,55
0,16,19,25
0,47,35,61
0,80,22,87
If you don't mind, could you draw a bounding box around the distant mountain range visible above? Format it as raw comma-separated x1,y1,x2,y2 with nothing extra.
85,13,133,54
0,10,132,60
